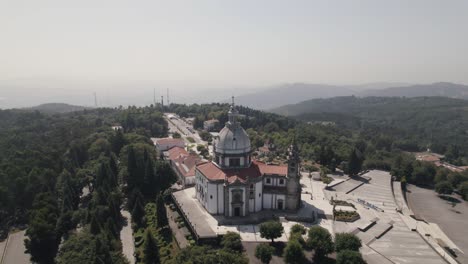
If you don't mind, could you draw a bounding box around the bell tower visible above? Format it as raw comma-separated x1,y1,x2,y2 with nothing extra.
286,138,301,210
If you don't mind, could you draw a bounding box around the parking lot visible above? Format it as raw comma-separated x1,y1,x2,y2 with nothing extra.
407,184,468,263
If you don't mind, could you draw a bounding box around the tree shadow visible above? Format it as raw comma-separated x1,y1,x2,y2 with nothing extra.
270,241,286,256
438,195,461,204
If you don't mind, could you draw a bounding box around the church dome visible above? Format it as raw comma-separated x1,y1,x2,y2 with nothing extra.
215,125,251,155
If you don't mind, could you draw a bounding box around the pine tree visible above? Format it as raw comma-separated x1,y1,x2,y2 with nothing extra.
90,215,101,235
348,148,363,177
127,146,138,190
144,159,156,197
156,193,168,228
143,229,160,264
132,196,145,227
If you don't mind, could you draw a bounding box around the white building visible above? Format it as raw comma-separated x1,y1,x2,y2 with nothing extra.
152,137,185,153
195,100,301,217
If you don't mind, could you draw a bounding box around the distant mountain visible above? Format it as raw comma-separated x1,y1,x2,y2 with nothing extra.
270,96,468,154
358,82,468,98
271,96,468,117
25,103,90,114
234,83,355,109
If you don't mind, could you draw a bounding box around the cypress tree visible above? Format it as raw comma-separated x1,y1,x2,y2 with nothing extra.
132,197,145,227
90,215,101,235
156,193,168,228
127,146,138,190
143,229,160,264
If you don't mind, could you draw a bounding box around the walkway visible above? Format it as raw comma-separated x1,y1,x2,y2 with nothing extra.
120,210,135,264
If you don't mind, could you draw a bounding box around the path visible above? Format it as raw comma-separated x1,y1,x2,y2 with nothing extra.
120,210,135,264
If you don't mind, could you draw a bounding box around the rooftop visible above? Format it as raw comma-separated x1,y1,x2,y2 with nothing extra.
197,160,287,183
154,137,185,146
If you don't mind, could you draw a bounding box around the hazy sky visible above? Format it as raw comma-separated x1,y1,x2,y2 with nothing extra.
1,0,468,107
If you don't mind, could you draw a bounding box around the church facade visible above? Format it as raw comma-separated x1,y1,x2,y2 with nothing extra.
195,100,301,217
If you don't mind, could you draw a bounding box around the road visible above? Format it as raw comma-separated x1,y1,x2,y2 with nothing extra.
1,230,30,264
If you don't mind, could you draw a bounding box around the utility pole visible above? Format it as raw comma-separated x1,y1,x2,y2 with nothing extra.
94,92,98,107
161,96,164,111
153,88,156,106
167,88,170,105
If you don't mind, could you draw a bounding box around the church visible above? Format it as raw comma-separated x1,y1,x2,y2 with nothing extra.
195,100,301,217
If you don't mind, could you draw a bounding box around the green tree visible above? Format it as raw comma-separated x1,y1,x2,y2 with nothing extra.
336,250,367,264
255,243,274,264
143,229,160,264
156,193,168,228
306,226,334,259
459,181,468,200
24,192,59,264
259,220,284,242
335,233,362,252
284,239,305,264
221,232,243,252
347,148,363,176
435,181,453,195
132,197,146,227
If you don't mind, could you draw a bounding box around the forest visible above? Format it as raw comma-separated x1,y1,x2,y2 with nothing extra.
0,99,467,263
271,96,468,165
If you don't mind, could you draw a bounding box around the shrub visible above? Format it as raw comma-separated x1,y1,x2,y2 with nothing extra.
307,226,334,259
335,233,362,252
336,249,367,264
221,232,243,252
255,243,274,264
284,239,305,264
435,181,453,195
290,224,306,235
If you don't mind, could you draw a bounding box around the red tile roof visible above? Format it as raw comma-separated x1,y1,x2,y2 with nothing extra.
173,154,201,178
167,147,188,160
156,138,185,146
197,160,287,183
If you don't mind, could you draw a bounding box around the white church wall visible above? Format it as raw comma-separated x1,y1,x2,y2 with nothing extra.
263,193,272,209
217,184,224,214
262,193,286,209
255,181,263,212
206,182,219,214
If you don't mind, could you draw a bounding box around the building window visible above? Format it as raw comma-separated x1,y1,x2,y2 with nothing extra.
280,179,284,185
230,158,240,167
266,178,271,184
259,193,261,197
210,195,213,199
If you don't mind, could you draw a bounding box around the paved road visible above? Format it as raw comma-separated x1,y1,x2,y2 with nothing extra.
120,210,135,264
407,184,468,264
1,230,30,264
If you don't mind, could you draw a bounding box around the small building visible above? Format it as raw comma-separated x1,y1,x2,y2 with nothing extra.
111,125,123,131
203,119,219,132
152,137,185,153
165,147,202,187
